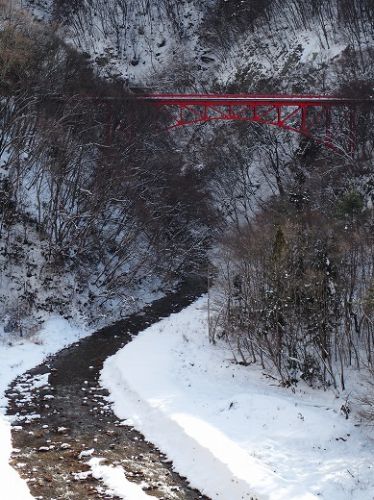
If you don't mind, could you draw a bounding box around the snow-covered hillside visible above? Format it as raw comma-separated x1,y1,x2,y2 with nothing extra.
22,0,374,93
0,0,210,339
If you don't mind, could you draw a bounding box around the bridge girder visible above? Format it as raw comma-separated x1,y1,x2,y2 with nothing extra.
138,94,373,155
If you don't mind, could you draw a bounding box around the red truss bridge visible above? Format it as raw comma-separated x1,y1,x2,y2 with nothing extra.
137,94,374,154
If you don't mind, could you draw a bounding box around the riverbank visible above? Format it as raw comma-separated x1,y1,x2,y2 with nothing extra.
101,297,374,500
0,318,91,499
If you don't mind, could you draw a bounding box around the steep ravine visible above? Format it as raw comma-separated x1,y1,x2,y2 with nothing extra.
6,280,209,500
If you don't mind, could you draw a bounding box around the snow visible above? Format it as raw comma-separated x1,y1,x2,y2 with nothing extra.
88,457,154,500
0,317,91,499
101,297,374,500
79,448,95,459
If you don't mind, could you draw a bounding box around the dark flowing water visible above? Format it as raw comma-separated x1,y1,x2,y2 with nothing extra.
6,280,210,500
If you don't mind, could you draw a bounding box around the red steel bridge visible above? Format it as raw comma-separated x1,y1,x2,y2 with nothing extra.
43,93,374,154
136,94,374,155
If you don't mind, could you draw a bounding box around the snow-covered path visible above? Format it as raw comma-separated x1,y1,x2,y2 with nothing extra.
101,297,374,500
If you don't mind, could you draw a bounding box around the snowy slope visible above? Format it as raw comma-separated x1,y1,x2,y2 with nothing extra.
101,298,374,500
22,0,374,93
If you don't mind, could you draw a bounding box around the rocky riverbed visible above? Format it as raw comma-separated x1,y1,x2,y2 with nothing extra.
6,282,209,500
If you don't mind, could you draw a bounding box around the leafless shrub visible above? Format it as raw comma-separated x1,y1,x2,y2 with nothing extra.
357,369,374,424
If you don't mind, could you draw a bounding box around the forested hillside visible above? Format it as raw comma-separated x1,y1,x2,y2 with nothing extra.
0,0,212,334
23,0,374,93
1,0,374,410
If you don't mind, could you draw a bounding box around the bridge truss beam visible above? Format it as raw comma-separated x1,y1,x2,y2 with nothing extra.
139,94,372,155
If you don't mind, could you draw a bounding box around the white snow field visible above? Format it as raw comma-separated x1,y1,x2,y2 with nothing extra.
101,297,374,500
0,318,91,499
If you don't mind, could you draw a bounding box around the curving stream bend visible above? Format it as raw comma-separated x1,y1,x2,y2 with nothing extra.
6,280,209,500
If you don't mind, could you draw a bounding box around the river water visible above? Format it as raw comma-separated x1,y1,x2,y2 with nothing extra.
6,280,209,500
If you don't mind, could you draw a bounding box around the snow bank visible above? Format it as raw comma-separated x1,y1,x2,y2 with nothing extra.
0,419,33,499
0,317,91,499
101,298,374,500
89,457,153,499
